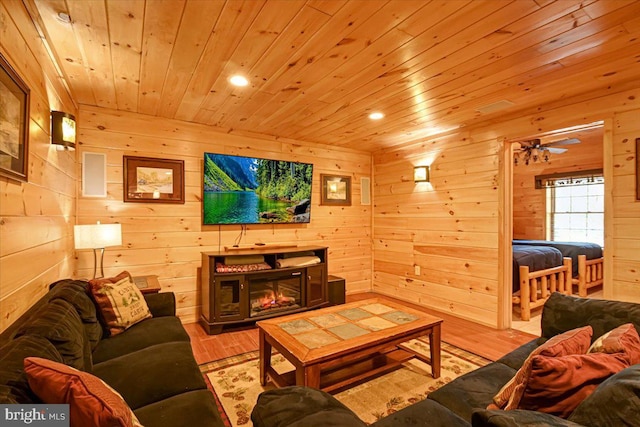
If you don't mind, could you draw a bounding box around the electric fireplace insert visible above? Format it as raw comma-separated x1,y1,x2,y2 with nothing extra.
248,270,303,318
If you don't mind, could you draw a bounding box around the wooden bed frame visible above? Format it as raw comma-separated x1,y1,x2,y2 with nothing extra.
513,257,572,321
574,255,604,297
511,241,604,301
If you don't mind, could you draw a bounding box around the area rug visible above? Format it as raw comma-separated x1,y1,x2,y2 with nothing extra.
200,338,490,426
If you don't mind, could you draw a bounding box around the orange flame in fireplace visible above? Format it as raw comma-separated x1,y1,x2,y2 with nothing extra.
256,292,294,309
260,292,280,307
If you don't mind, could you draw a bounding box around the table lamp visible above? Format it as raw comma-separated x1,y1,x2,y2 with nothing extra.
74,221,122,279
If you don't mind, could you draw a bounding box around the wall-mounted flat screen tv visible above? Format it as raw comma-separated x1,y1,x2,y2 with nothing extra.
203,153,313,225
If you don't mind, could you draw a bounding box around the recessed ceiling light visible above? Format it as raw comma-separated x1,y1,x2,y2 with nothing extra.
369,112,384,120
229,75,249,87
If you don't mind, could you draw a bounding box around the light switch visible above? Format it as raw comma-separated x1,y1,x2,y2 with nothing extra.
414,265,421,275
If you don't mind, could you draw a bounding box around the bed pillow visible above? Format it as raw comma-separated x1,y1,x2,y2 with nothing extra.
588,323,640,364
89,272,151,337
24,357,142,427
516,352,630,418
491,325,592,410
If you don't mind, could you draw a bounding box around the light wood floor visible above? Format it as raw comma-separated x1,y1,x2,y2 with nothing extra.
185,292,537,365
511,287,604,336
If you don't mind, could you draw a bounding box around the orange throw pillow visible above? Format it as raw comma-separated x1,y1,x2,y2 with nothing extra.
492,325,593,410
24,357,142,427
89,271,152,336
588,323,640,365
517,352,630,418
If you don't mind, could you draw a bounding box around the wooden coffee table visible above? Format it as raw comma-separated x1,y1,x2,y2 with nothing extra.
257,298,443,393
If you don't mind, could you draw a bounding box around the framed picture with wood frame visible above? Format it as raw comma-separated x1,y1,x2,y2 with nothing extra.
320,174,351,206
0,53,30,182
636,138,640,201
123,156,185,203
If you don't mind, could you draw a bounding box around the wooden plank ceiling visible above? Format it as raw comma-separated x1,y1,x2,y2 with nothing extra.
27,0,640,152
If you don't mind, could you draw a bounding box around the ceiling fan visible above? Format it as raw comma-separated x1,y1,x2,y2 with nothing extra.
514,137,581,165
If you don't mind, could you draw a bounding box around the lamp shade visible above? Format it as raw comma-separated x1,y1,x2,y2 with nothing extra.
74,223,122,249
51,111,76,150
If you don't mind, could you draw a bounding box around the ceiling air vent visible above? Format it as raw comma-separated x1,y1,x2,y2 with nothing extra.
476,100,515,115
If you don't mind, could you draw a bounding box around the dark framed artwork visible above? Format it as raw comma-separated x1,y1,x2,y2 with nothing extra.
0,53,30,182
636,138,640,201
123,156,185,203
320,174,351,206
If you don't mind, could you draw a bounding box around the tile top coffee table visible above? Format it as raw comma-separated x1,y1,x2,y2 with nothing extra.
257,298,443,393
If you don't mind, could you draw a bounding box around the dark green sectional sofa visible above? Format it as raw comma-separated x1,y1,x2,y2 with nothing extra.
251,293,640,427
0,279,224,427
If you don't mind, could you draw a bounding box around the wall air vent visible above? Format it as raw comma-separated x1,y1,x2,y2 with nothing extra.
476,100,515,115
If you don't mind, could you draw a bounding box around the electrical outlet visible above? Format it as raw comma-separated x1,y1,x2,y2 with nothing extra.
414,265,421,275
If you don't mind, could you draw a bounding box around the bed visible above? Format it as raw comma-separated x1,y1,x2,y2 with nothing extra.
512,245,572,321
513,239,604,297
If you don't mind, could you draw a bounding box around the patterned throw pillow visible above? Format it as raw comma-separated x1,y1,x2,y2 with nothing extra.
24,357,143,427
588,323,640,365
491,325,593,410
89,272,152,337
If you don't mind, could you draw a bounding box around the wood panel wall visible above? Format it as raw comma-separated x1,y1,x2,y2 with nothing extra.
372,131,502,327
513,134,604,239
606,108,640,303
372,85,640,328
0,1,77,332
76,105,372,323
2,1,637,334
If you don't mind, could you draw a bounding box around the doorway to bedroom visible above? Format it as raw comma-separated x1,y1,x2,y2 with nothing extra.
508,121,605,335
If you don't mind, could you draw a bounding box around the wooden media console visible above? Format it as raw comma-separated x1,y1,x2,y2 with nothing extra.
200,246,329,334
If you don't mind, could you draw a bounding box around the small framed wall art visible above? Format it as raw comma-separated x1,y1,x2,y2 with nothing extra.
320,174,351,206
0,53,30,182
123,156,185,203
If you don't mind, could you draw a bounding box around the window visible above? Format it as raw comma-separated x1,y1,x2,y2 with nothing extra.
545,174,604,247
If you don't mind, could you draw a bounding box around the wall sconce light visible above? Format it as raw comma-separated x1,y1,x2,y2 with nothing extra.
414,165,430,183
74,221,122,279
51,111,76,150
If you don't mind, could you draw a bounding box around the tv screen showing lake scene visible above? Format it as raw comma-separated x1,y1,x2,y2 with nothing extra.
203,153,313,225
